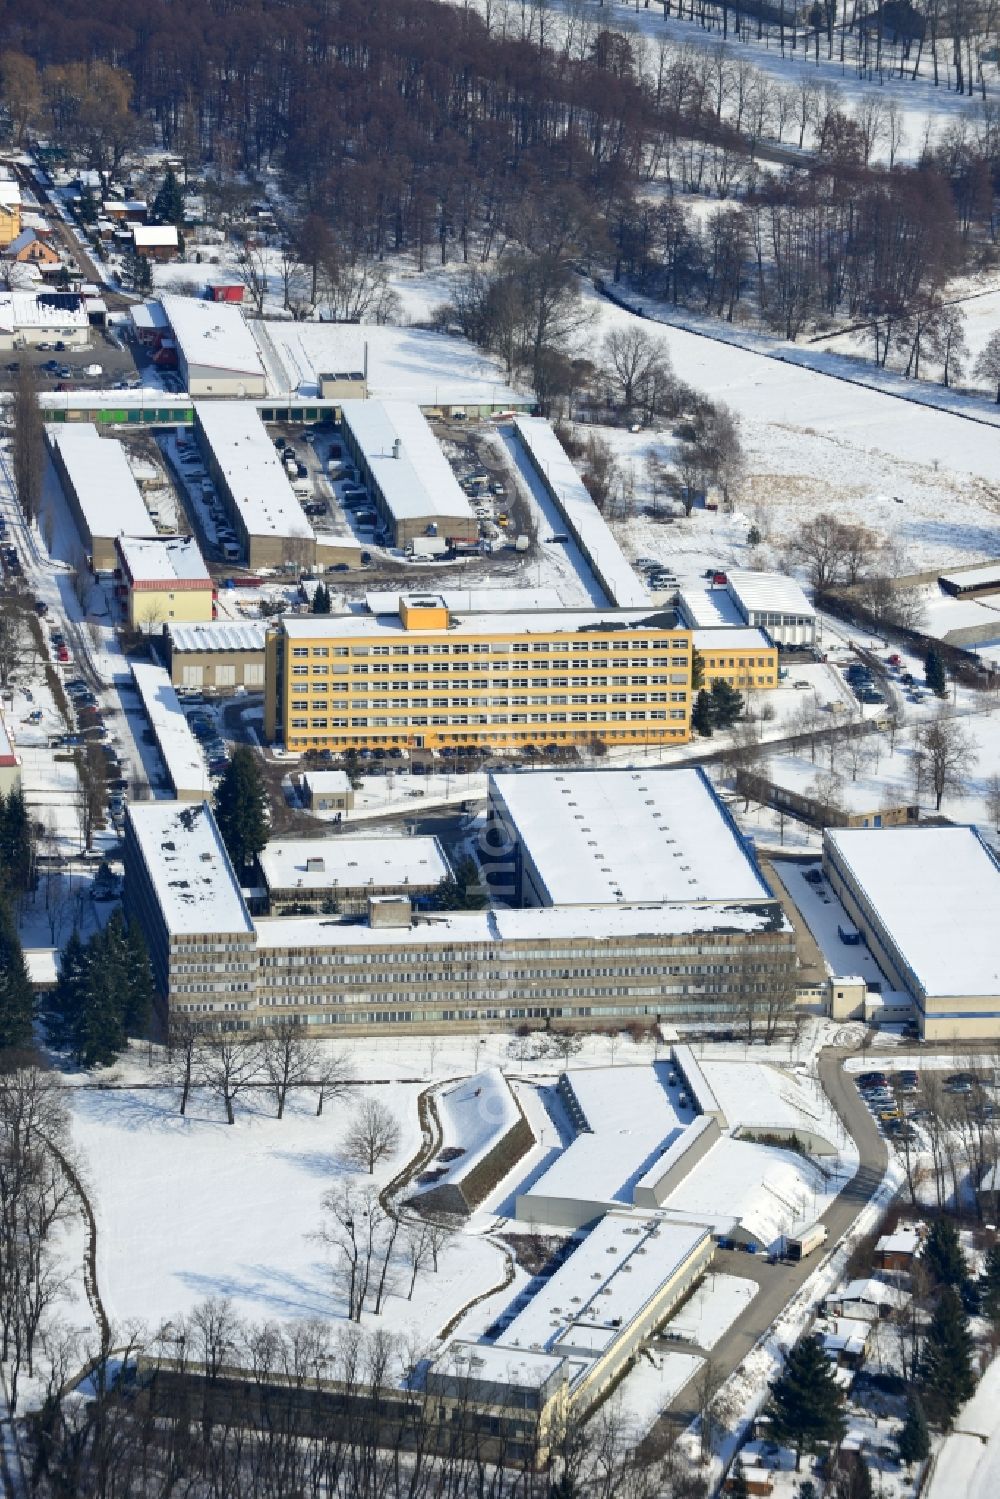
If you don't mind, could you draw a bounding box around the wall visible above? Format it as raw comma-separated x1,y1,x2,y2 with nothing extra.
167,647,267,692
130,585,214,632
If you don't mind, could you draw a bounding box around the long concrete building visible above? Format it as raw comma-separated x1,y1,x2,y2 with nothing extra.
822,825,1000,1040
46,424,155,571
124,768,796,1035
264,594,695,755
339,400,479,547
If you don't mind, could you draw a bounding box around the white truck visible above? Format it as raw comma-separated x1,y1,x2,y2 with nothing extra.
785,1220,828,1262
408,536,448,559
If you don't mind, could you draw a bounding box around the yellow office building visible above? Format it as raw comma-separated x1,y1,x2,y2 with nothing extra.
264,595,694,753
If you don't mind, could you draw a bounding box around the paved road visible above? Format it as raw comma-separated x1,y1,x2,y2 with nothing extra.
645,1045,889,1443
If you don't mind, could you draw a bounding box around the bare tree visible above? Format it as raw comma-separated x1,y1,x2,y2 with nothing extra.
602,326,672,414
0,604,32,690
403,1219,437,1300
200,1030,262,1125
313,1046,352,1117
262,1018,317,1120
164,1018,204,1117
10,363,45,525
74,741,108,852
983,771,1000,830
315,1180,388,1321
343,1097,401,1175
914,713,977,811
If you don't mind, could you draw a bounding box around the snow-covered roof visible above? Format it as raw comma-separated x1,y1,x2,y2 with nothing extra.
422,1068,524,1195
522,1065,689,1212
489,767,771,907
825,826,1000,1000
833,1278,908,1312
162,294,267,379
677,588,746,629
0,178,20,207
278,603,683,642
661,1138,820,1248
340,400,477,527
131,300,170,333
696,1059,831,1142
362,586,564,616
301,770,352,795
126,800,253,937
130,661,210,800
253,899,787,950
194,402,314,543
255,319,527,408
497,1210,709,1368
46,424,154,544
875,1226,922,1257
692,627,775,652
939,563,1000,592
118,534,210,586
726,570,815,619
259,835,448,893
432,1342,566,1393
0,291,87,332
133,224,178,248
512,416,648,608
167,620,266,653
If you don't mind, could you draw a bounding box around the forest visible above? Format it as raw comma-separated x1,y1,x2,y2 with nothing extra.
0,0,997,373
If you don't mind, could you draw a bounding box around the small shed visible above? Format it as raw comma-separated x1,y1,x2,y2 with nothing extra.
302,770,354,813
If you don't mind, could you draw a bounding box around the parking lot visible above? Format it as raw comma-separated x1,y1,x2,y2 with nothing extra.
3,330,140,391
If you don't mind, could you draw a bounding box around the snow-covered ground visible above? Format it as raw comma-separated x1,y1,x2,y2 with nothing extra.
662,1272,757,1351
66,1072,508,1344
926,1354,1000,1499
586,285,1000,575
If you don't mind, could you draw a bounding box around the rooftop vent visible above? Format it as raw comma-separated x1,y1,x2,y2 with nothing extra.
305,857,325,873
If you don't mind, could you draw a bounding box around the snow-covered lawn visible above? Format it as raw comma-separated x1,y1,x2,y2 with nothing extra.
66,1076,508,1347
662,1272,757,1351
612,1349,705,1441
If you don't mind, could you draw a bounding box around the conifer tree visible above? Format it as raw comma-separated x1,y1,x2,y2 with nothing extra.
214,746,269,877
979,1241,1000,1322
0,786,34,900
922,1217,967,1292
896,1395,930,1464
0,895,34,1051
692,689,715,738
920,1285,975,1428
924,647,947,697
709,677,744,728
151,166,185,226
124,919,155,1036
766,1333,846,1469
48,928,89,1052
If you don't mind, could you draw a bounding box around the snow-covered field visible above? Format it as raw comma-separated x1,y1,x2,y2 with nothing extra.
585,285,1000,575
67,1073,508,1343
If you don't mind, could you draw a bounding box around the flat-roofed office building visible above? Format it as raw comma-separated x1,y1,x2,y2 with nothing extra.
264,594,694,754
